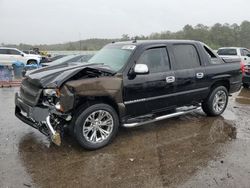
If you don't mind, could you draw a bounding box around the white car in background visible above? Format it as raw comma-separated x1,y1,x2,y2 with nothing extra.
217,47,250,65
0,47,42,66
217,47,250,88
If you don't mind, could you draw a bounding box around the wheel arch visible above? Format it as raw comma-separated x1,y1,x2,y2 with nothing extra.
210,79,230,92
27,59,38,64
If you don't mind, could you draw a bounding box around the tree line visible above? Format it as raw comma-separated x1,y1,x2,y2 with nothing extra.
3,21,250,51
126,20,250,49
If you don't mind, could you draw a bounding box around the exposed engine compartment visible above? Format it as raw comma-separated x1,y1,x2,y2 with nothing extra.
69,67,114,81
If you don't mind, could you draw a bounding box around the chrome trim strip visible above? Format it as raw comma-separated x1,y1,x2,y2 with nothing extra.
124,87,208,105
124,98,147,105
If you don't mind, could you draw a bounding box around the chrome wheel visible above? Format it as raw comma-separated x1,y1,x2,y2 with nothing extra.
212,90,227,113
82,110,114,144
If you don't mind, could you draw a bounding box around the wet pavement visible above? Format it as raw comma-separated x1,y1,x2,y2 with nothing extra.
0,88,250,188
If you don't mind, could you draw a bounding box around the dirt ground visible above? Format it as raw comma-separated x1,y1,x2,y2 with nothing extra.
0,88,250,188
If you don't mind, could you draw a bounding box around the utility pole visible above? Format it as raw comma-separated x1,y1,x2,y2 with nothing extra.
79,32,82,52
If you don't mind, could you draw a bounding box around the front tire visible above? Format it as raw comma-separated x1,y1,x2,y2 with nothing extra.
74,103,119,150
202,86,228,116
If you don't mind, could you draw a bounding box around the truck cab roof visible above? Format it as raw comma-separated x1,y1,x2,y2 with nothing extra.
111,40,202,47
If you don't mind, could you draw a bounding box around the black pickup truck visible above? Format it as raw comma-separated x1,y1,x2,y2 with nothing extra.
15,40,242,150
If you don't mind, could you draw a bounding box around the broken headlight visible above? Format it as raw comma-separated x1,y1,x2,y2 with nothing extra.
43,89,57,96
43,89,59,105
43,89,64,112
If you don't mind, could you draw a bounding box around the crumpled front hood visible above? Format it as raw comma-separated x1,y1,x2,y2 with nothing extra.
26,62,114,88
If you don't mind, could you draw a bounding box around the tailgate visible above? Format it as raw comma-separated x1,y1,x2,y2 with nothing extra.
222,57,241,64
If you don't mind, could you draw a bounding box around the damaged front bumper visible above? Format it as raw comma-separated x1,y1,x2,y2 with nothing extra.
15,92,62,145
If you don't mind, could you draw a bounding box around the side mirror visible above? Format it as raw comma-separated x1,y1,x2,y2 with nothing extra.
134,64,149,74
247,54,250,57
20,53,24,57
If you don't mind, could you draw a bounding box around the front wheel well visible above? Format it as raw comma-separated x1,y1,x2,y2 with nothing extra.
74,96,120,118
27,59,38,65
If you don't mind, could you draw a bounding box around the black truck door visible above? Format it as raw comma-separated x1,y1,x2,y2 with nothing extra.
123,46,176,117
192,45,216,101
170,44,202,106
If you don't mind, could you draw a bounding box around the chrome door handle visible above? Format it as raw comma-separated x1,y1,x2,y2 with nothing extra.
196,72,204,79
166,76,175,83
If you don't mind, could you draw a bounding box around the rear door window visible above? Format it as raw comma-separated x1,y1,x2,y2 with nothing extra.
137,47,170,73
9,49,21,55
172,44,200,69
0,49,9,54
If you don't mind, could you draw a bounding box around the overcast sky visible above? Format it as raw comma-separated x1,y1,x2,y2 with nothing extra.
0,0,249,44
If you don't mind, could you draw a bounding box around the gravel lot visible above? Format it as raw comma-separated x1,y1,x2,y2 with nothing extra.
0,88,250,188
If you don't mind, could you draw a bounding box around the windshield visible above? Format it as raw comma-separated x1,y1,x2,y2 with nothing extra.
88,45,134,71
217,49,237,56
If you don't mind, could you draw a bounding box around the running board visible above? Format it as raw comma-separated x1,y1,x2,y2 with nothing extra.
122,106,201,128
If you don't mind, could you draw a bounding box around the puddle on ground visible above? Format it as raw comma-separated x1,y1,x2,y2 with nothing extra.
18,114,236,187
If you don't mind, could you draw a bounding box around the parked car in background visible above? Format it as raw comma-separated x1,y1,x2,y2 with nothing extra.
242,64,250,88
23,50,38,55
217,47,250,88
42,54,94,66
22,54,94,76
40,56,52,63
15,40,242,150
40,55,67,64
0,47,42,66
217,47,250,64
49,55,66,62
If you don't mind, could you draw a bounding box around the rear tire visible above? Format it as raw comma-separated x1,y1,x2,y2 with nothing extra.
74,103,119,150
202,86,228,116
